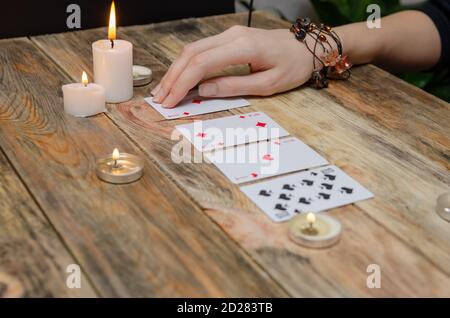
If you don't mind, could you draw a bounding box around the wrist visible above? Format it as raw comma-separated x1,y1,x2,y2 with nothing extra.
290,18,352,89
334,21,384,65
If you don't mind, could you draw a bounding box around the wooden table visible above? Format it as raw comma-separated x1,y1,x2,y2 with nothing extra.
0,11,449,298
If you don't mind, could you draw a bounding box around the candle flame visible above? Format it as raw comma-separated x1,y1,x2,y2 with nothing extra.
81,71,88,86
112,148,120,161
306,213,316,225
108,1,117,42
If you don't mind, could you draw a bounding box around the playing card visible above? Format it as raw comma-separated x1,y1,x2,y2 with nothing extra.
205,137,329,184
145,90,250,119
240,165,374,222
176,111,289,152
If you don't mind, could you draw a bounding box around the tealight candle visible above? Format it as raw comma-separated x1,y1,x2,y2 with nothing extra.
133,65,153,87
288,213,342,248
96,148,144,184
92,1,133,103
62,71,106,117
436,193,450,222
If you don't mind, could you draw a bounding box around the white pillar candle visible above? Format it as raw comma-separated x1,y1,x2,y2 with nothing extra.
62,72,106,117
92,1,133,103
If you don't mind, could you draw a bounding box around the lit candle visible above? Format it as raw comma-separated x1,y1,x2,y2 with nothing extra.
112,148,120,169
92,1,133,103
62,71,106,117
96,148,144,184
288,213,342,248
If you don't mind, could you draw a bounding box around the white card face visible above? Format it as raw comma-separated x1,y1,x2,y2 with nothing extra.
240,165,374,222
176,112,290,152
145,90,250,119
205,137,329,184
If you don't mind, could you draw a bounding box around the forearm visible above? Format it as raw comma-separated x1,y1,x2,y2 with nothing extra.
335,10,442,72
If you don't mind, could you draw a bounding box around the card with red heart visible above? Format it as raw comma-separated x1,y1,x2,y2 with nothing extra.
205,137,328,184
176,112,290,152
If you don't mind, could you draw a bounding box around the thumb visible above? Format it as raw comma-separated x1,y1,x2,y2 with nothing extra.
198,71,278,98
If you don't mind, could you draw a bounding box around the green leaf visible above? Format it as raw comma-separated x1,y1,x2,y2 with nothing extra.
401,72,435,89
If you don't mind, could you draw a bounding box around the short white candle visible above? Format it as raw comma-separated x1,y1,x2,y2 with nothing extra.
62,71,106,117
289,213,342,248
96,148,144,184
92,1,133,103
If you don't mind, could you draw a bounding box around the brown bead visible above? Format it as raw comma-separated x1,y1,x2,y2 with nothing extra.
319,34,327,42
311,70,329,89
300,18,311,26
296,29,307,41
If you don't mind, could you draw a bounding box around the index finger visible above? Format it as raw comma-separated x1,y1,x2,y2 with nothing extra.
154,27,245,102
161,39,255,108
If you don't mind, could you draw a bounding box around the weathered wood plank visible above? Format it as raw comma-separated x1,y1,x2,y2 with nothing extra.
0,148,97,297
0,37,287,297
325,65,450,172
32,12,450,296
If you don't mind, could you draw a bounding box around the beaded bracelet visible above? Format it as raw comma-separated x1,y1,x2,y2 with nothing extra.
290,18,352,89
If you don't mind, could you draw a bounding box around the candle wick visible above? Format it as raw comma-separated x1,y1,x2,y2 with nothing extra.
301,221,319,236
110,39,115,49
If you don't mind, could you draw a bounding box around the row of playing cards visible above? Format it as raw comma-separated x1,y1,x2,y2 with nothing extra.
241,165,374,222
146,90,374,222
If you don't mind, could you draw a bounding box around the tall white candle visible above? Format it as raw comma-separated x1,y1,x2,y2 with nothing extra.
62,72,106,117
92,1,133,103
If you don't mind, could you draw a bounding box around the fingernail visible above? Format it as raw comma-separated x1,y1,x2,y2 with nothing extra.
153,87,166,103
199,83,218,97
162,96,175,108
162,101,173,108
151,83,161,96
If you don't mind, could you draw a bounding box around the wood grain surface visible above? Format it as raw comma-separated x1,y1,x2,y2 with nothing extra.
0,148,96,297
0,36,286,297
1,11,449,297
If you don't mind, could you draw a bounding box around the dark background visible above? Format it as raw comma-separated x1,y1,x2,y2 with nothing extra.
1,0,235,39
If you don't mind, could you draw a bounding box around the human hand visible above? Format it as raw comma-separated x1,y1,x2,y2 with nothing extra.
152,25,315,108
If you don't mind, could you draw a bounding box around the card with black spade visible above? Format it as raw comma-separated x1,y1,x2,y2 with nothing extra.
145,90,250,120
240,165,374,222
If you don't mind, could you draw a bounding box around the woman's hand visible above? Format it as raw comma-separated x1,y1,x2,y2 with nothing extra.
152,25,315,108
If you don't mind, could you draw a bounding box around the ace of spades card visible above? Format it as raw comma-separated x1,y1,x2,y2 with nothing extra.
240,165,374,222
